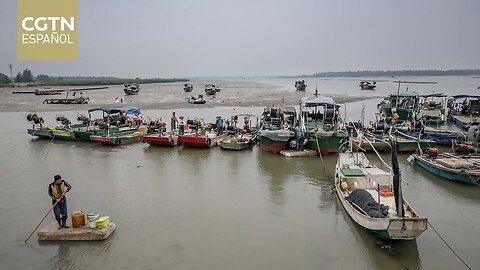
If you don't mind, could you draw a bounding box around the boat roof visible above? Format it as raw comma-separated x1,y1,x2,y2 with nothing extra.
88,106,141,115
360,80,375,83
388,91,419,97
449,95,480,100
299,95,336,107
420,93,446,98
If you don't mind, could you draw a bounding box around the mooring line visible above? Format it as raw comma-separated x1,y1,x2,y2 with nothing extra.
428,220,472,270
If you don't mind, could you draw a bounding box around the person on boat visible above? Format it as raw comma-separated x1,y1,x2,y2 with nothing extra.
171,112,178,131
119,111,127,125
215,116,224,136
48,175,71,229
391,108,399,124
243,119,251,134
294,122,304,151
179,116,185,135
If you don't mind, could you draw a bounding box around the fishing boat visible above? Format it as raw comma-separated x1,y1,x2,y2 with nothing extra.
204,84,219,95
124,83,140,95
177,118,227,148
188,95,206,104
258,106,296,153
73,106,141,141
220,114,259,151
43,90,90,104
295,80,307,91
417,93,448,126
447,95,480,130
299,93,348,154
335,139,427,240
408,149,480,185
352,131,434,152
184,83,193,92
378,91,420,124
91,129,145,146
396,124,465,145
27,113,87,141
143,132,178,147
359,81,376,90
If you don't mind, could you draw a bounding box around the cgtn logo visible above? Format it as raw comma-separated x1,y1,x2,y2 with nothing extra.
17,0,78,61
21,17,75,44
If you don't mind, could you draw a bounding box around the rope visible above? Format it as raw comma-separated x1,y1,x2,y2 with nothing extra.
428,220,472,270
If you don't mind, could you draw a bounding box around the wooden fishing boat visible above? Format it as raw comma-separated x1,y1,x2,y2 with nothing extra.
299,94,348,154
204,84,218,95
27,113,86,141
335,142,427,240
417,93,448,126
221,114,259,150
359,81,376,90
184,83,193,92
352,131,435,152
220,134,256,150
72,106,141,141
295,80,307,90
43,90,90,104
178,132,227,148
408,150,480,185
259,106,297,153
124,83,140,95
447,95,480,130
396,125,465,145
188,95,206,104
378,91,420,124
91,130,145,146
143,132,178,147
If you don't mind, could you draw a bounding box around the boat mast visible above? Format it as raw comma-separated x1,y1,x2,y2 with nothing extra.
390,134,405,217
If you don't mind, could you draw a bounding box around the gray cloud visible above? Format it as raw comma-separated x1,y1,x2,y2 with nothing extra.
1,0,479,77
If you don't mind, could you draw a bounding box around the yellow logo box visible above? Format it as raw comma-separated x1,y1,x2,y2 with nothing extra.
17,0,77,60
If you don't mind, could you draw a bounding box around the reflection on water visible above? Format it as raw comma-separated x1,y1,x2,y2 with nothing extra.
2,102,480,269
336,197,421,270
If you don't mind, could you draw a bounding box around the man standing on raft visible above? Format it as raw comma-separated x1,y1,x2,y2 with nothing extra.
48,175,72,229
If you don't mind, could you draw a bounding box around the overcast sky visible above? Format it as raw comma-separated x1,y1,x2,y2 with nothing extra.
1,0,479,78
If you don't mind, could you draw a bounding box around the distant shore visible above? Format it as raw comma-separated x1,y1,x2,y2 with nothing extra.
0,78,189,88
282,69,480,78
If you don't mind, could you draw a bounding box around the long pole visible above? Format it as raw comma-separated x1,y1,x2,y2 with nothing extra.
24,193,65,244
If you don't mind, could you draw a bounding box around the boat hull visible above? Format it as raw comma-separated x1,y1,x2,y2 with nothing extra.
259,135,291,153
220,139,252,151
178,134,224,148
396,128,464,145
353,139,434,152
28,128,53,139
448,114,479,130
413,155,480,185
143,135,176,147
91,134,143,146
305,133,347,154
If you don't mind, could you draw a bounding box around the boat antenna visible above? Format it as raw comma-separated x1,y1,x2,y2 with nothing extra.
390,132,405,217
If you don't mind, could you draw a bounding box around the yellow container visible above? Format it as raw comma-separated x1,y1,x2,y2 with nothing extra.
96,216,110,229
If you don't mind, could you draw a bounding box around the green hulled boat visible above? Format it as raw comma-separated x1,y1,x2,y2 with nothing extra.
299,94,348,154
379,91,420,124
259,106,297,154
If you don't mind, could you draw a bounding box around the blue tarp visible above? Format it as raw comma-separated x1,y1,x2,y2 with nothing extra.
88,106,141,115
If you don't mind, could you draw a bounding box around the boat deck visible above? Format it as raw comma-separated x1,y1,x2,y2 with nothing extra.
38,222,115,241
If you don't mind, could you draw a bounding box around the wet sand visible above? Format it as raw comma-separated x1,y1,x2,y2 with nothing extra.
0,79,376,113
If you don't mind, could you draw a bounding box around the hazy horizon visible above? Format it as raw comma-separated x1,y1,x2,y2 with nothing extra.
1,0,479,78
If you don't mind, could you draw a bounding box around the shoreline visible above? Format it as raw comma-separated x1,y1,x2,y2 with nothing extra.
0,96,377,113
